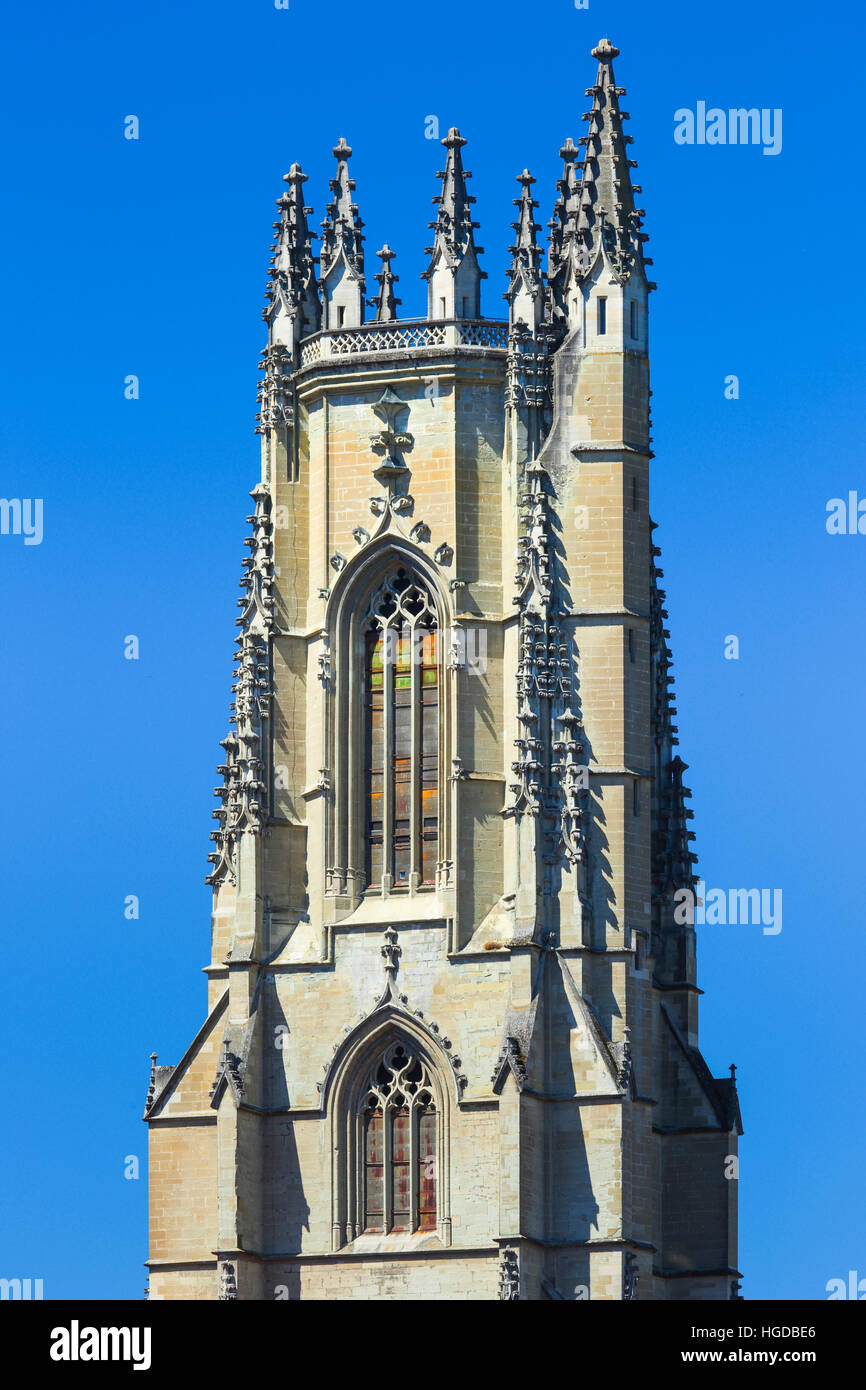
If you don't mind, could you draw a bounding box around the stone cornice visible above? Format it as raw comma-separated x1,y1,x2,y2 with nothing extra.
294,346,506,403
569,440,652,457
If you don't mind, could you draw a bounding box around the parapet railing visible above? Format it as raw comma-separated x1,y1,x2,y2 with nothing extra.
298,318,510,366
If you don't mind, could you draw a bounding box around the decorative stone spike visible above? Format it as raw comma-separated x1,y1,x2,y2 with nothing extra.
320,136,366,328
422,127,486,319
368,243,401,323
264,162,320,349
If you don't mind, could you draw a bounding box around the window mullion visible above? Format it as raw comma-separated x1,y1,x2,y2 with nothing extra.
382,623,394,895
410,620,421,889
383,1102,392,1234
410,1101,419,1233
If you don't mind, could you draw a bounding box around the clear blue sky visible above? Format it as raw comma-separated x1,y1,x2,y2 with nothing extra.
0,0,863,1301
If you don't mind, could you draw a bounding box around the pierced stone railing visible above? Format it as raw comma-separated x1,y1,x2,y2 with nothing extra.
298,318,509,366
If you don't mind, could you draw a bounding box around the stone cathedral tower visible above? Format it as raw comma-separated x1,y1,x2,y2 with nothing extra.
145,39,742,1302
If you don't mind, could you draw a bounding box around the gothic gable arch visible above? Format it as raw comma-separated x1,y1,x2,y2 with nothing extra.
327,528,452,637
323,1006,457,1249
319,997,465,1114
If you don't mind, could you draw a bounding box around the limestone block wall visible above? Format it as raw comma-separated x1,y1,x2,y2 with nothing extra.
267,1253,499,1301
147,1122,218,1265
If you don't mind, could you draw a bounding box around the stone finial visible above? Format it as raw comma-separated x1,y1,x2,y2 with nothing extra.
369,243,402,323
381,926,401,979
591,37,620,60
282,161,306,188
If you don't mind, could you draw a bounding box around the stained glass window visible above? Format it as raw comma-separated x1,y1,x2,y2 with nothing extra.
363,570,439,892
358,1042,437,1235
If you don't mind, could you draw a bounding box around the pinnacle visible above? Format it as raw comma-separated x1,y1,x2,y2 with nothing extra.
320,135,365,290
264,158,321,340
369,243,401,322
546,37,647,303
422,126,483,297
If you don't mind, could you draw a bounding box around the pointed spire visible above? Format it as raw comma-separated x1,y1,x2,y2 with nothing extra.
505,170,545,329
547,40,650,321
422,128,486,320
368,244,401,322
263,162,320,349
320,137,366,328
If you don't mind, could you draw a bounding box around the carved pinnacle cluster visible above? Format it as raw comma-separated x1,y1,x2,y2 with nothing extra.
207,484,276,887
263,163,320,345
650,530,698,901
209,1039,246,1105
424,128,484,272
320,137,365,291
508,462,587,874
504,171,545,332
498,1246,520,1300
502,40,653,513
547,37,652,320
255,343,293,435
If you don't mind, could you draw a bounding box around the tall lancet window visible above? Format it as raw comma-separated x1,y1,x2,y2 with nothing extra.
361,1043,437,1235
363,569,440,892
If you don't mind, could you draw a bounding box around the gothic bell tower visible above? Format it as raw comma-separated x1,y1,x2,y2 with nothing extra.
144,38,742,1302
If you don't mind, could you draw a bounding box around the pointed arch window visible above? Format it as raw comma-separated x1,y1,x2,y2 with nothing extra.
363,568,440,893
361,1043,437,1235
